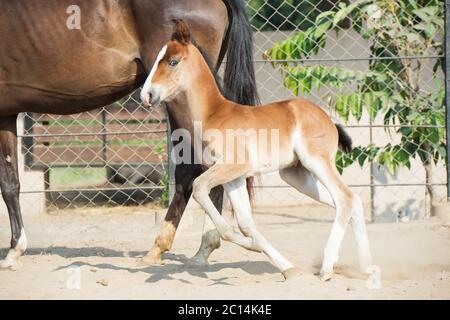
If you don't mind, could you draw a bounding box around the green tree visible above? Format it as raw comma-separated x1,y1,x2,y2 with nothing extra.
266,0,445,211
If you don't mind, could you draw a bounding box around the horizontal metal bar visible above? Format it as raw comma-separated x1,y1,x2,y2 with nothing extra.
18,125,444,139
18,129,167,139
25,163,164,169
254,55,444,64
345,124,445,129
255,183,447,188
352,183,447,187
12,183,445,195
221,55,444,66
11,186,165,195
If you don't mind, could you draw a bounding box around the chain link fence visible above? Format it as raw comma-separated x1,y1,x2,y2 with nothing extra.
19,90,168,212
13,0,448,222
248,0,447,222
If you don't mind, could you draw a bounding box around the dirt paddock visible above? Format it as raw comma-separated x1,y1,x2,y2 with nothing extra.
0,204,449,300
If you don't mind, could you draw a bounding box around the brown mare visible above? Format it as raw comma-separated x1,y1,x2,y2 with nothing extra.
0,0,258,269
141,20,373,281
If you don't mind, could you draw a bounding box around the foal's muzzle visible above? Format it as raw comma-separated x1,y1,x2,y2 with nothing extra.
141,88,161,107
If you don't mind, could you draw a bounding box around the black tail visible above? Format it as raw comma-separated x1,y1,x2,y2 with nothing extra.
335,124,353,154
222,0,260,106
221,0,260,203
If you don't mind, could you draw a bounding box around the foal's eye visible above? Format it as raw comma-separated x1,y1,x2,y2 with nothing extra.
169,59,179,67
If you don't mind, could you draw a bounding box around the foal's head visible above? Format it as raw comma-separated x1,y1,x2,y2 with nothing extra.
140,20,206,107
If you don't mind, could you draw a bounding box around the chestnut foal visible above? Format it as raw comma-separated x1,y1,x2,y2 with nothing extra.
141,20,372,281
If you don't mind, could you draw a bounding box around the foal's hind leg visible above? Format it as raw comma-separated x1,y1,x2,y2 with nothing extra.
0,115,27,270
280,163,334,208
292,156,371,281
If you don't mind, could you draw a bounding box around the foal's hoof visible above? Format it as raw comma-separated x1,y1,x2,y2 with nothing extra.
282,267,302,282
0,258,22,271
319,270,334,282
137,254,163,267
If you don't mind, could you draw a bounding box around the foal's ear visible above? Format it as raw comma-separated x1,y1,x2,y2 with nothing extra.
171,19,191,45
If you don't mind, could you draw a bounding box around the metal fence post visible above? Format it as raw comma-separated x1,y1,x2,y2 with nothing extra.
167,116,176,203
446,0,450,201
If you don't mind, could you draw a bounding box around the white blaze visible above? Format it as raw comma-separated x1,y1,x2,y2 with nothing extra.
140,45,168,103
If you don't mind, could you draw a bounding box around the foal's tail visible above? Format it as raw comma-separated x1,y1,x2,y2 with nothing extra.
221,0,260,202
335,122,353,154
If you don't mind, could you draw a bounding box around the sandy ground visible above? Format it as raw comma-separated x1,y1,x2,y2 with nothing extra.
0,204,449,300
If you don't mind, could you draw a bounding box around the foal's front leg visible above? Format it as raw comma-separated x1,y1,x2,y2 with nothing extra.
190,200,222,265
192,165,263,252
223,177,301,281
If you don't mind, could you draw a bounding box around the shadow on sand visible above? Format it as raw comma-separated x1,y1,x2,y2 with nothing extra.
48,251,280,285
1,246,279,284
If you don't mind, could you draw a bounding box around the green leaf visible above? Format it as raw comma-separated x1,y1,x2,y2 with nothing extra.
316,11,335,24
424,24,436,39
336,94,350,122
353,147,367,167
427,128,440,145
394,148,410,165
333,0,369,27
400,127,412,137
335,151,344,174
437,145,447,159
349,93,363,121
302,75,312,95
314,21,332,39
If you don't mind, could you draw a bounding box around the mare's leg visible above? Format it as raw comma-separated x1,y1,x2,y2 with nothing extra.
0,115,27,270
224,177,299,280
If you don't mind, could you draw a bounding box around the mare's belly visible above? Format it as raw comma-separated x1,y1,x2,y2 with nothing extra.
0,59,143,116
0,0,142,115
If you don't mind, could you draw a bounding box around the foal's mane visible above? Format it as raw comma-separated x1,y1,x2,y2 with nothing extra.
191,38,232,101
